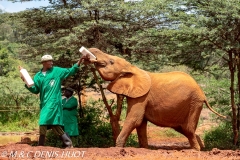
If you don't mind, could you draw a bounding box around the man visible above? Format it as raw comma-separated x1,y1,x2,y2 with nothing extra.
20,54,88,148
62,87,79,138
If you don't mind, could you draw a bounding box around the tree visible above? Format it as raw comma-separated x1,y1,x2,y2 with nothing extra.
162,0,240,145
14,0,172,69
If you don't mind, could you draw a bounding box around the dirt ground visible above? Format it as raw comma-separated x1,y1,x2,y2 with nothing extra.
0,144,240,160
1,91,240,160
1,121,240,160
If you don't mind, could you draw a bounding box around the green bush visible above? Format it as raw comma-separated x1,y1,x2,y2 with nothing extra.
78,115,114,147
203,122,237,150
76,98,114,147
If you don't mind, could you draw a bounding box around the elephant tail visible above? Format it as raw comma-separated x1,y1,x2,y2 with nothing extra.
204,100,226,119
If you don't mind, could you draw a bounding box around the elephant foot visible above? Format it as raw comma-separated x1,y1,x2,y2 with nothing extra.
139,142,148,148
116,138,125,147
139,145,148,149
116,142,124,147
188,136,201,151
189,134,204,151
190,141,201,151
192,145,201,151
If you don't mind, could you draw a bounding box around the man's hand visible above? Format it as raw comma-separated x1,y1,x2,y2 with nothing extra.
77,55,88,66
77,54,97,66
20,75,24,82
19,66,25,82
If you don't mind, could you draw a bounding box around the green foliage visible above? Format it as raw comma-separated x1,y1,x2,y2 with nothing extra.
12,0,173,69
0,110,39,132
203,122,237,150
193,71,236,150
193,70,231,118
0,42,40,131
78,107,114,147
159,65,192,73
0,42,21,76
0,42,38,104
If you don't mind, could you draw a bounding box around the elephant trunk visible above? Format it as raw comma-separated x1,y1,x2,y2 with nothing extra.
88,48,108,60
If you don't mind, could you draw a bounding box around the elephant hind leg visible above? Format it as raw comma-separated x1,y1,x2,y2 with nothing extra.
174,127,201,151
136,118,148,148
186,133,201,151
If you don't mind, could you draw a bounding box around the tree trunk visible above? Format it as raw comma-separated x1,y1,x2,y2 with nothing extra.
110,94,124,144
91,68,123,144
77,79,84,118
77,90,84,118
110,115,121,144
236,53,240,135
228,52,238,145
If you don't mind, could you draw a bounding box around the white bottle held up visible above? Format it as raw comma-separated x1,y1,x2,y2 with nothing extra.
79,46,97,60
19,66,34,87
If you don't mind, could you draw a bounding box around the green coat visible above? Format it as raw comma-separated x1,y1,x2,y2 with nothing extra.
26,64,79,126
62,96,79,136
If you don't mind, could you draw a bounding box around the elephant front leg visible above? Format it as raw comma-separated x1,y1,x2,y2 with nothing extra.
136,118,148,148
116,121,136,147
116,106,145,147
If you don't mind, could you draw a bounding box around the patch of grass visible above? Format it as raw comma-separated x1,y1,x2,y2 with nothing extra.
147,123,183,138
0,116,38,132
164,129,183,137
0,107,39,132
157,128,183,138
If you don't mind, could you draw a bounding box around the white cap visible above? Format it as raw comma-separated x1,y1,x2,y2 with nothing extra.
41,55,53,62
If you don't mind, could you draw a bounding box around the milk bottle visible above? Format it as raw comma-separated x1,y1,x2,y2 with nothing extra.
19,66,34,87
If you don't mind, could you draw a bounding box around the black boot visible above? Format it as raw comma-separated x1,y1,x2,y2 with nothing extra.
60,132,71,147
61,133,73,148
38,135,45,146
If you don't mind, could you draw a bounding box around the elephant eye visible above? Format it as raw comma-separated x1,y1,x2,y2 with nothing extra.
109,59,114,65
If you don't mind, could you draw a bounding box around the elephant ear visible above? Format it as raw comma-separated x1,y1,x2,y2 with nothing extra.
107,66,151,98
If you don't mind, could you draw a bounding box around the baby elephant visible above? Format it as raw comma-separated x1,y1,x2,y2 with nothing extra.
86,48,226,151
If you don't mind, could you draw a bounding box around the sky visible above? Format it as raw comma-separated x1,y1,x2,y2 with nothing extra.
0,0,50,13
0,0,142,13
